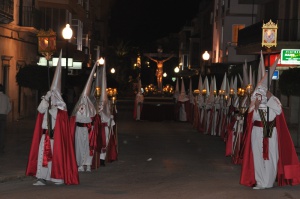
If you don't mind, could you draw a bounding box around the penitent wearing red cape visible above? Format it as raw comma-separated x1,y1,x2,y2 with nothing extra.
240,110,300,187
26,110,79,185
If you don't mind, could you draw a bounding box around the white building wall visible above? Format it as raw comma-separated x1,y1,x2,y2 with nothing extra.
212,0,258,64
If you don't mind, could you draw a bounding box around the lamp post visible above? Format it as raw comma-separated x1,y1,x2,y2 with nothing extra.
202,51,210,75
62,24,73,88
37,29,57,89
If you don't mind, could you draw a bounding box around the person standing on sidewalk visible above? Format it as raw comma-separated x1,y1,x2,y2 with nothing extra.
0,84,11,153
26,51,79,185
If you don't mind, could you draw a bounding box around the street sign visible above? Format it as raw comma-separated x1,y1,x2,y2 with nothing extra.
281,49,300,65
272,70,279,80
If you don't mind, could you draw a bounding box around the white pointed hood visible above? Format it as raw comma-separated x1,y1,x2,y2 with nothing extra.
249,56,279,112
173,77,180,100
178,78,189,102
99,61,111,117
71,62,97,117
257,50,266,85
198,75,203,91
203,76,209,96
49,49,66,111
220,73,227,92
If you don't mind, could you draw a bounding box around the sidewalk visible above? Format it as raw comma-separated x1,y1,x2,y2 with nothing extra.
0,117,36,182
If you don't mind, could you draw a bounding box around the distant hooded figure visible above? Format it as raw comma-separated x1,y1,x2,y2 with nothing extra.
26,50,79,186
240,57,300,189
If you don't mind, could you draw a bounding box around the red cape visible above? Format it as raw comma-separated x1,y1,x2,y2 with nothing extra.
26,110,79,185
240,110,300,187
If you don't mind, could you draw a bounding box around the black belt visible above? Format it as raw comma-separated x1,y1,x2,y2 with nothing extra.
76,122,92,127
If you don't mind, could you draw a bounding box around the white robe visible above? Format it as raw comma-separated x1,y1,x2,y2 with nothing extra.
75,115,93,167
251,96,281,188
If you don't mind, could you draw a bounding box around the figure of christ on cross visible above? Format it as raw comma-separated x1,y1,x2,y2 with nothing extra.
144,53,175,92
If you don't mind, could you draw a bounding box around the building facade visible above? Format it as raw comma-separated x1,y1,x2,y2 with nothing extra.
0,0,115,120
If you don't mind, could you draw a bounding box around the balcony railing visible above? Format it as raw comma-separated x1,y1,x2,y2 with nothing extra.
19,6,41,29
0,0,13,24
238,19,300,47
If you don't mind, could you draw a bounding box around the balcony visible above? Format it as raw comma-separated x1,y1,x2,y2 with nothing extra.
37,0,85,21
19,6,41,29
0,0,13,24
236,19,300,55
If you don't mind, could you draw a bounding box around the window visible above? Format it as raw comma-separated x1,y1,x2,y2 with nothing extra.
232,24,245,44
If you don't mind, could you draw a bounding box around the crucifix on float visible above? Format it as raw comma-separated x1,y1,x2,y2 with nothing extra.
144,46,175,92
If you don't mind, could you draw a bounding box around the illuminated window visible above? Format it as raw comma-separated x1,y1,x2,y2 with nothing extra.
232,24,245,44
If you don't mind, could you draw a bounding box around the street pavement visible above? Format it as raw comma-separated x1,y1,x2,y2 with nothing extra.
1,99,300,199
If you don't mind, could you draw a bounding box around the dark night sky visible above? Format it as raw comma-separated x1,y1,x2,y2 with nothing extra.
109,0,200,46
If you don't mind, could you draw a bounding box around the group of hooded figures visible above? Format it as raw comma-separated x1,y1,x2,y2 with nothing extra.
25,50,118,185
134,51,300,189
189,53,300,189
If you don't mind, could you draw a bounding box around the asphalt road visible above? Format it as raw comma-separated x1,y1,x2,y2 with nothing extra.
1,99,300,199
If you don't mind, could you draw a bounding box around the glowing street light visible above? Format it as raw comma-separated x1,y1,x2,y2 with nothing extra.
163,72,167,77
202,51,210,75
111,68,115,74
62,24,73,88
174,66,179,73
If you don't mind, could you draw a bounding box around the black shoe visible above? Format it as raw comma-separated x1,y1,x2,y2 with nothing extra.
100,159,106,166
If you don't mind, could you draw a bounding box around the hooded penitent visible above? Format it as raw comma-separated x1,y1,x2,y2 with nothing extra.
71,62,97,117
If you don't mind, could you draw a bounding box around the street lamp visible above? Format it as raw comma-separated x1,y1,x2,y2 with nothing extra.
37,29,56,89
110,68,115,74
202,51,210,75
163,72,167,77
174,66,179,73
62,24,73,88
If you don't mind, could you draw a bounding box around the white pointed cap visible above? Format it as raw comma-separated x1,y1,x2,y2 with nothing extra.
220,73,227,91
83,62,97,96
213,76,217,91
204,76,210,95
238,73,243,88
50,49,62,92
100,63,108,103
226,77,230,96
242,60,249,88
180,78,186,94
71,63,97,117
258,56,279,90
173,77,180,100
233,76,237,94
230,76,233,90
257,50,266,85
198,75,203,91
178,78,189,102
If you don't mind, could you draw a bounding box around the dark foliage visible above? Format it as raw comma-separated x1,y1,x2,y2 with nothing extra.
279,68,300,96
16,65,54,92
